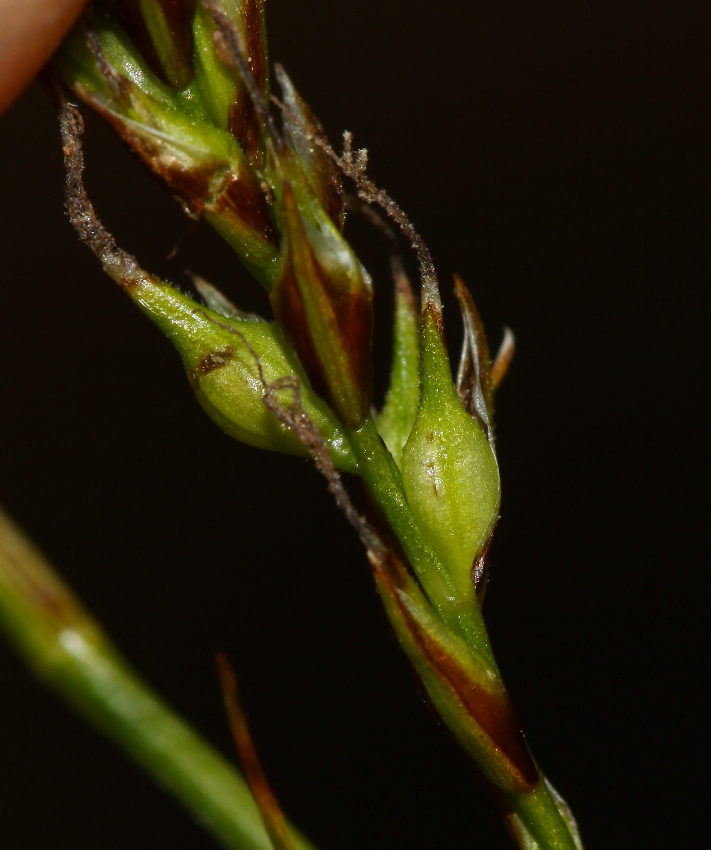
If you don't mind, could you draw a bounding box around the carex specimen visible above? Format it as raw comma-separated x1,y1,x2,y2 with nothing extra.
14,1,585,847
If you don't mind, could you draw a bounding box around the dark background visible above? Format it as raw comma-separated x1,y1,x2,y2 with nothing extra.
0,1,708,848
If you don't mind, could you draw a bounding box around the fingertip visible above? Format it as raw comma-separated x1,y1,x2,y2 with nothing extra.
0,0,86,115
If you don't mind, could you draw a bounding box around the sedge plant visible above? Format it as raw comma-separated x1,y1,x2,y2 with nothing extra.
0,2,584,848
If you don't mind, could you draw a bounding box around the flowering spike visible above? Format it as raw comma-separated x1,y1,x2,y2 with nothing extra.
111,0,197,89
51,8,583,844
276,65,344,230
270,178,373,428
401,304,500,604
375,267,420,466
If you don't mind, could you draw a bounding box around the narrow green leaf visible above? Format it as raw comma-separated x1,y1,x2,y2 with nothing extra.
0,508,317,850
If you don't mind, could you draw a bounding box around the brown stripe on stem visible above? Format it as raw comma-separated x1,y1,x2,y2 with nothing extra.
372,551,540,793
272,254,373,423
422,300,445,341
240,0,268,93
225,0,268,163
271,260,329,400
215,653,295,850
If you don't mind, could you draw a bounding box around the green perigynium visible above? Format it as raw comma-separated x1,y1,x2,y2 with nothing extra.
51,3,584,848
401,304,500,604
135,277,358,469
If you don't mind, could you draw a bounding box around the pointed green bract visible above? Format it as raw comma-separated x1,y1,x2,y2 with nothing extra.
376,274,420,467
401,307,500,604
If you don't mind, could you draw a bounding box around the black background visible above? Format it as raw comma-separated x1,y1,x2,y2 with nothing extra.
0,1,708,848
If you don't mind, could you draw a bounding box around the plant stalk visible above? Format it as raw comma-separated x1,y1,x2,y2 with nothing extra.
347,424,581,850
0,507,316,850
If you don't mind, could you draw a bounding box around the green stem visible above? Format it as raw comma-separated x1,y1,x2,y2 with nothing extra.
0,507,315,850
346,426,581,850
